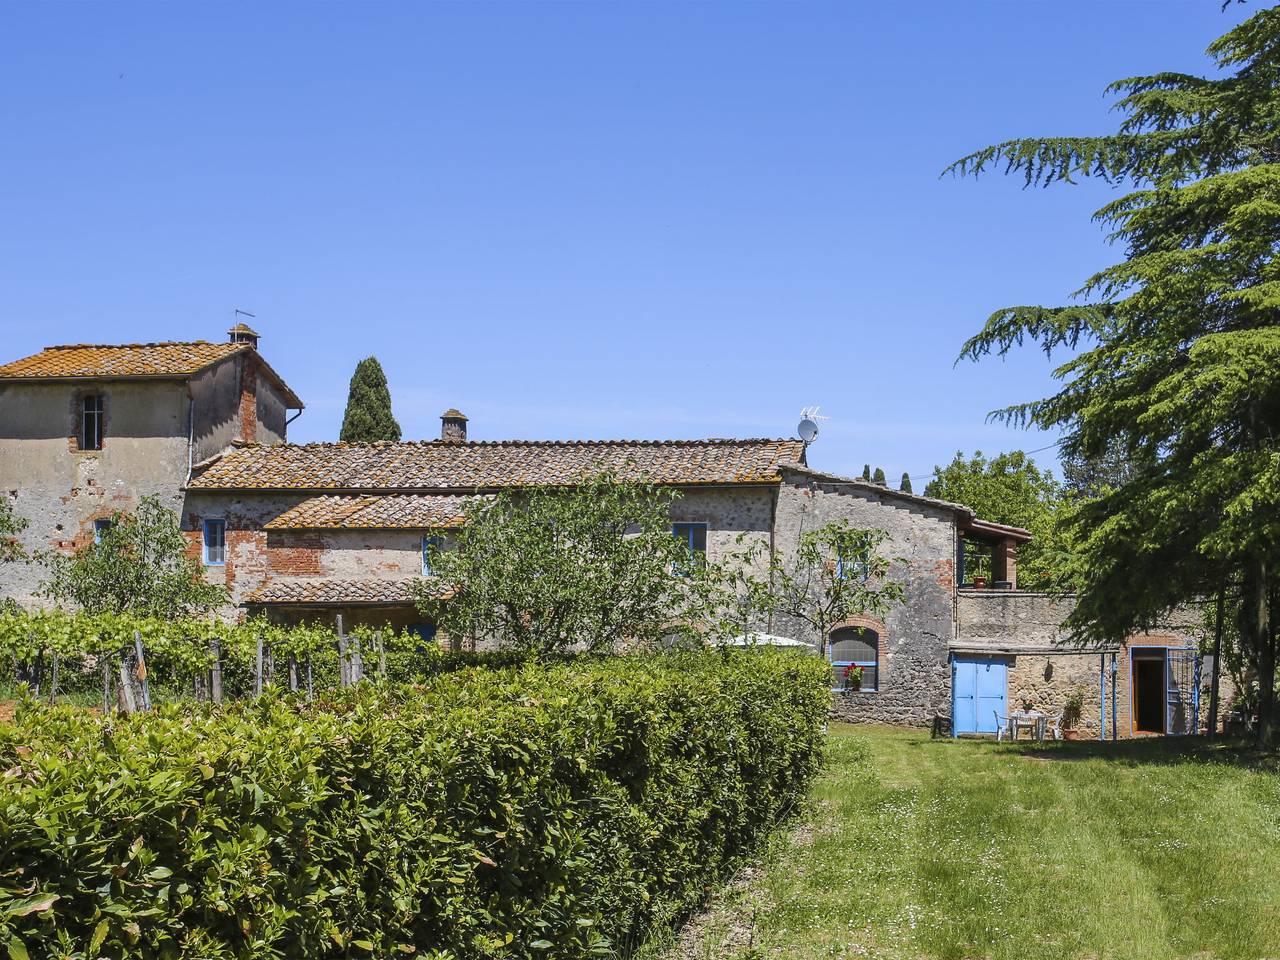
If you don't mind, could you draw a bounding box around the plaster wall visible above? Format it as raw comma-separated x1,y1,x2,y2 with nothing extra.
189,361,242,462
0,380,190,606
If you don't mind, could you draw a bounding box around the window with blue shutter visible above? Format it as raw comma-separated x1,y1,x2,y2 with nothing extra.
422,535,443,576
672,523,708,575
203,519,226,566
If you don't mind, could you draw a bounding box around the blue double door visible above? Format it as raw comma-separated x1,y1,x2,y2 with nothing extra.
952,655,1008,735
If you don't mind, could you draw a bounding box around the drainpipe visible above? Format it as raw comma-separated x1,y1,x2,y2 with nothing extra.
185,395,195,484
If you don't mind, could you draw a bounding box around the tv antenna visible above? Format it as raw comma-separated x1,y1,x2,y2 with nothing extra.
797,406,827,444
234,308,256,320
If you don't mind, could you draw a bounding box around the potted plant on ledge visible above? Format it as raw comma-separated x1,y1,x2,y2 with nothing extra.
842,663,863,692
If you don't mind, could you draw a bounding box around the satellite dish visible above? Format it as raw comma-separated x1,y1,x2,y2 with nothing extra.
797,417,819,443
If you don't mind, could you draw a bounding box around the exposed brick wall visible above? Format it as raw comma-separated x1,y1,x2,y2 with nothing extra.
237,355,259,443
267,532,324,577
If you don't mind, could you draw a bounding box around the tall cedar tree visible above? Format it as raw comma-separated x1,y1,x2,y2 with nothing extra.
340,357,402,443
899,472,913,495
947,8,1280,744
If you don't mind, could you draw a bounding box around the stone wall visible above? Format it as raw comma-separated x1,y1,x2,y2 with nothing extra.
774,468,959,727
957,590,1225,736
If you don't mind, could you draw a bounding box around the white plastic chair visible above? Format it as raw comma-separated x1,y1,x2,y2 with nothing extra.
994,710,1011,741
1043,712,1063,741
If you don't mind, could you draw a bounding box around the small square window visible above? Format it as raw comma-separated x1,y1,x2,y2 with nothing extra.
203,519,226,566
421,535,443,576
837,551,870,582
81,395,104,451
672,522,707,575
93,518,112,544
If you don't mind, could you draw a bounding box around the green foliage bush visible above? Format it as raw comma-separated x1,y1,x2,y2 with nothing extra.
0,651,829,959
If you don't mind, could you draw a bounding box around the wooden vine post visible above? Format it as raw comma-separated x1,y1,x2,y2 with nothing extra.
211,635,224,705
254,633,264,697
133,631,152,712
47,653,59,706
376,630,387,681
101,656,112,715
336,614,349,688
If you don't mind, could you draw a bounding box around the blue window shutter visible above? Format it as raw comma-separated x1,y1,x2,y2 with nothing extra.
422,535,442,576
203,519,226,566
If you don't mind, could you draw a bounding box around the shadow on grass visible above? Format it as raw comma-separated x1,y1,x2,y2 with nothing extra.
985,734,1277,772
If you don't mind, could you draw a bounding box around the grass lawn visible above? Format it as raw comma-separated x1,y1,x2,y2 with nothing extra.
660,725,1280,960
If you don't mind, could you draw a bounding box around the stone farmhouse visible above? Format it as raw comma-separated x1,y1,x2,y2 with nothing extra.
0,329,1212,737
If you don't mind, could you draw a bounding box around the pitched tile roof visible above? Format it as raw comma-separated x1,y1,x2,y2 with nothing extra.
0,341,303,408
263,494,479,530
189,438,807,491
245,578,420,606
780,463,1032,540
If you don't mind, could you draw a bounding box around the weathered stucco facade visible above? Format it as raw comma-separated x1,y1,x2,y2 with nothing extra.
0,335,300,607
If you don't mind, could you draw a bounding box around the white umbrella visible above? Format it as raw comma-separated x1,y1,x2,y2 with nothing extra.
718,632,813,649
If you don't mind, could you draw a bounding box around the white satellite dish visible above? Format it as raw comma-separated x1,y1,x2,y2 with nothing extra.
797,405,826,444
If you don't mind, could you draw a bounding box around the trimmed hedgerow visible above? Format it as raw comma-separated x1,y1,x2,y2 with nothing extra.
0,651,827,959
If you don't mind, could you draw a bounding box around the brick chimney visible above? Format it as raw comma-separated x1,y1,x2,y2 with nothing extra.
440,409,468,442
228,323,260,349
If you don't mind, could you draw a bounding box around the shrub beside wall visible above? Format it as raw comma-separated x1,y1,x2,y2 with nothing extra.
0,651,828,959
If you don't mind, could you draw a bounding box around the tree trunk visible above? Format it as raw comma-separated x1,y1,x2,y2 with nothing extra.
1247,556,1275,748
1209,588,1224,738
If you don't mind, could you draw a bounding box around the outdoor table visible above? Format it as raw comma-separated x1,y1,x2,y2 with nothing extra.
1008,710,1047,742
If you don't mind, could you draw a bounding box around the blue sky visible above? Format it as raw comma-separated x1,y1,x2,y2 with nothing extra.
0,1,1251,482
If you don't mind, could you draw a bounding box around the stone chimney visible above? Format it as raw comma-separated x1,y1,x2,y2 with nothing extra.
228,323,260,349
440,409,468,442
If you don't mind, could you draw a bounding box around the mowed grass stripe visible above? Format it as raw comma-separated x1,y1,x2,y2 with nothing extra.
679,725,1280,960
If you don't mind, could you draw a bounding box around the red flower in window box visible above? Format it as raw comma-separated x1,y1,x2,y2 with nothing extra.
842,663,863,691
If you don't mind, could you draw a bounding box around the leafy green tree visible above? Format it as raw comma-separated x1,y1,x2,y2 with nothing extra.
872,467,886,486
1060,439,1135,500
924,451,1070,589
40,496,226,618
0,497,26,565
946,9,1280,742
899,472,913,494
339,357,402,443
722,524,904,658
861,464,872,482
411,474,714,656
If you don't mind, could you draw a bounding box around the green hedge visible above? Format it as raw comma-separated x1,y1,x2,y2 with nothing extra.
0,651,828,959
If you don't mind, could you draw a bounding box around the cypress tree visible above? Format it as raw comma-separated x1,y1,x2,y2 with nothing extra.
872,467,886,486
861,464,872,482
340,357,402,443
900,472,913,494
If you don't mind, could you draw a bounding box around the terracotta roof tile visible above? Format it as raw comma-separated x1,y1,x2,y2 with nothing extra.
263,494,479,529
245,578,420,606
190,438,806,491
0,340,303,409
0,341,245,379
